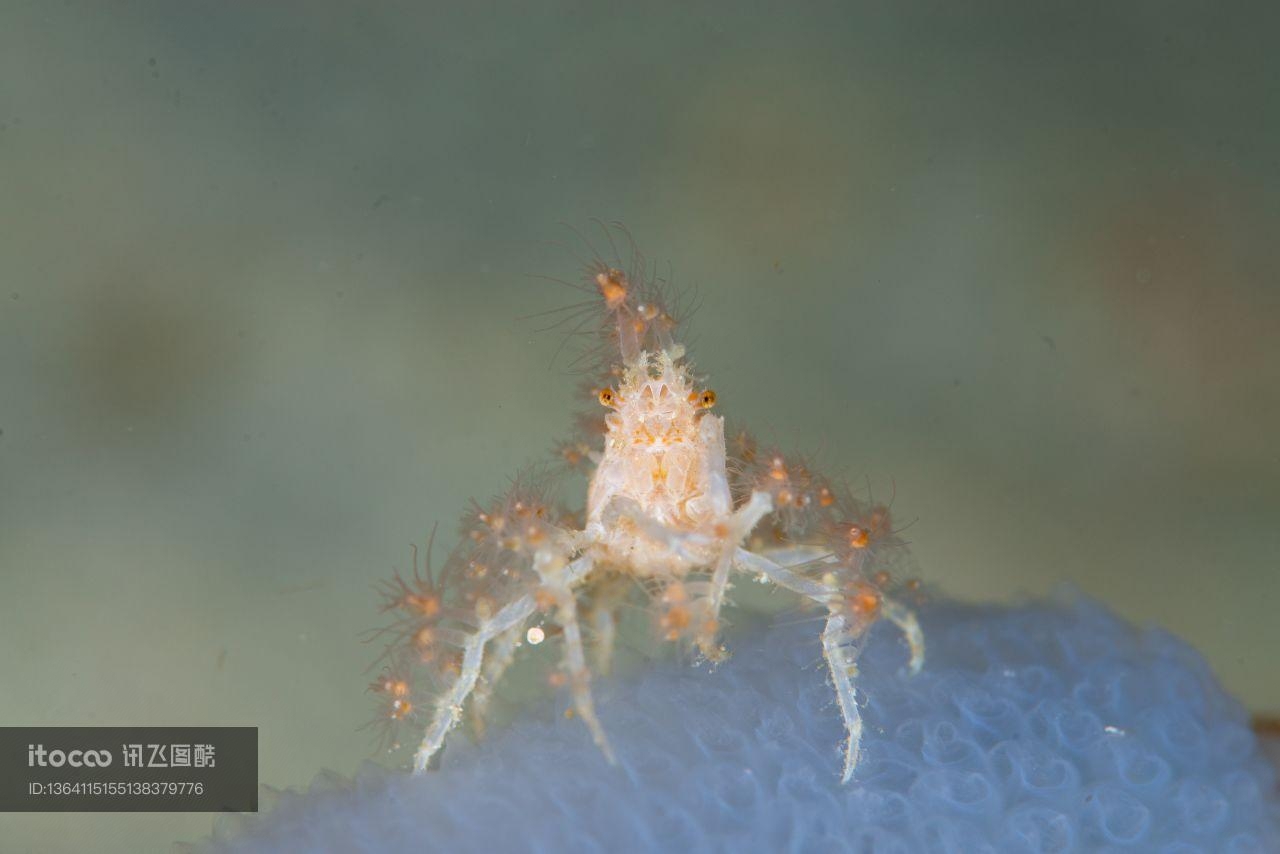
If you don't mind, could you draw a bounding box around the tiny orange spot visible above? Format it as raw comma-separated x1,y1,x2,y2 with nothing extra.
595,269,629,309
406,593,441,617
848,583,881,618
847,525,869,549
662,605,691,637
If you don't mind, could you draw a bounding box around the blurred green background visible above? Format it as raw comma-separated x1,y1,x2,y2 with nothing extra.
1,2,1277,851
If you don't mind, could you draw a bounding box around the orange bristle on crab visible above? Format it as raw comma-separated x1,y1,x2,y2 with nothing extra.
366,224,925,782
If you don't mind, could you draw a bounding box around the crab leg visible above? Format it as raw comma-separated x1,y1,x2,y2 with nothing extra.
705,492,774,615
412,594,534,772
735,547,906,781
588,604,618,676
822,613,867,783
603,492,774,660
413,554,594,773
552,583,616,763
469,624,523,738
733,547,833,600
882,595,925,675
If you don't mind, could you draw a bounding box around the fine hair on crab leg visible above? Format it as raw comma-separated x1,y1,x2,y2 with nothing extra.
881,595,925,675
822,612,866,783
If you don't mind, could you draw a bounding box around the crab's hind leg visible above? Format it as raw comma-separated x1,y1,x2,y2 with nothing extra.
881,595,925,676
551,584,616,763
822,613,868,783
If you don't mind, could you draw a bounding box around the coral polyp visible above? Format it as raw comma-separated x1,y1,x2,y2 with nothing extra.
366,226,924,781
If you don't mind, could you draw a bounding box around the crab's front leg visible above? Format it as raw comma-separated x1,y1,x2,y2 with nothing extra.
602,491,772,660
735,547,925,674
703,492,774,615
736,548,867,778
733,547,923,781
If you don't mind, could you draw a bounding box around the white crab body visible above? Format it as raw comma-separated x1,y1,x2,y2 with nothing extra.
584,353,732,575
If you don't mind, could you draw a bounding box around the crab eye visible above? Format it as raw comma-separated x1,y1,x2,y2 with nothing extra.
698,389,717,409
598,387,617,408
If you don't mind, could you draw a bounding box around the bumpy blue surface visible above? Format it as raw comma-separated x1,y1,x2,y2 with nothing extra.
206,595,1280,853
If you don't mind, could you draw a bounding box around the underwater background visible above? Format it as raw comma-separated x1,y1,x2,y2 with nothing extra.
1,2,1277,852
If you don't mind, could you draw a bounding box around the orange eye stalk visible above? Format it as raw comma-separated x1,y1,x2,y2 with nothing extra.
598,387,619,408
697,389,717,409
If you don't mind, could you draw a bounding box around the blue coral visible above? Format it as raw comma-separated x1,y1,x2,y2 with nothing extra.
206,595,1280,853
